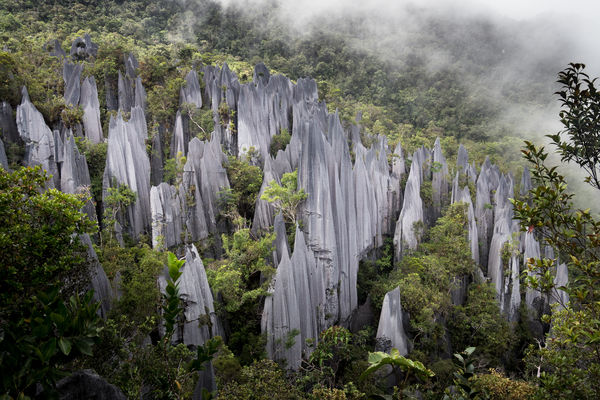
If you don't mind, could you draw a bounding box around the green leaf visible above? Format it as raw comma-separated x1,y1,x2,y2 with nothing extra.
58,337,72,356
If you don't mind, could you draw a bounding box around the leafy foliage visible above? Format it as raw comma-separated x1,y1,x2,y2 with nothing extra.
261,170,307,226
361,348,435,399
0,167,100,398
550,63,600,189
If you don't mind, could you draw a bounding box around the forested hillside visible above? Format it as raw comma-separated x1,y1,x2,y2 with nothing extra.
1,1,598,399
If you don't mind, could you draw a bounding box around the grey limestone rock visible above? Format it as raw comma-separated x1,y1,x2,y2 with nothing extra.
376,287,409,355
47,39,67,59
252,157,279,234
457,144,469,173
134,76,147,110
553,262,569,310
253,62,270,86
60,132,96,220
170,111,188,157
150,128,163,186
393,149,426,260
432,138,449,218
160,244,222,346
0,137,8,169
150,183,183,250
80,76,103,143
55,369,125,400
184,136,230,238
180,69,203,109
0,101,19,144
475,162,493,269
63,61,82,106
262,247,303,368
454,185,479,264
70,34,98,60
273,213,289,265
523,232,542,311
80,234,112,318
103,109,151,239
16,87,58,187
117,71,134,113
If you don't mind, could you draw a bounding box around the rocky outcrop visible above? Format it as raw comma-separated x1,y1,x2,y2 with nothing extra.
262,247,303,368
70,34,98,60
55,370,126,400
150,183,183,250
160,244,222,346
180,69,203,109
16,87,59,187
1,101,20,144
475,159,494,269
432,138,449,218
63,61,82,106
0,137,8,169
103,108,151,239
80,234,112,318
376,287,409,355
394,148,427,260
80,76,103,143
60,132,96,220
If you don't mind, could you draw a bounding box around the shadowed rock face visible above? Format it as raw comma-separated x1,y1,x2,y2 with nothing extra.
80,234,112,319
0,101,19,144
376,287,409,355
16,87,59,187
0,137,8,170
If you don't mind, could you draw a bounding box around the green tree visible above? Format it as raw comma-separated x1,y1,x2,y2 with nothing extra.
261,170,307,226
512,64,600,399
0,167,101,398
550,63,600,189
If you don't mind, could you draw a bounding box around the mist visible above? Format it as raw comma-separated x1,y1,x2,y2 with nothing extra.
174,0,599,208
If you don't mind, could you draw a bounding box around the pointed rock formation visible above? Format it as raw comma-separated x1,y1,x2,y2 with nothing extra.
0,137,8,169
16,87,58,187
60,132,96,220
63,61,82,106
80,76,103,143
80,234,112,318
376,287,409,355
262,248,302,368
1,101,20,144
102,109,151,239
160,244,222,346
180,69,203,109
394,149,426,260
150,183,183,250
